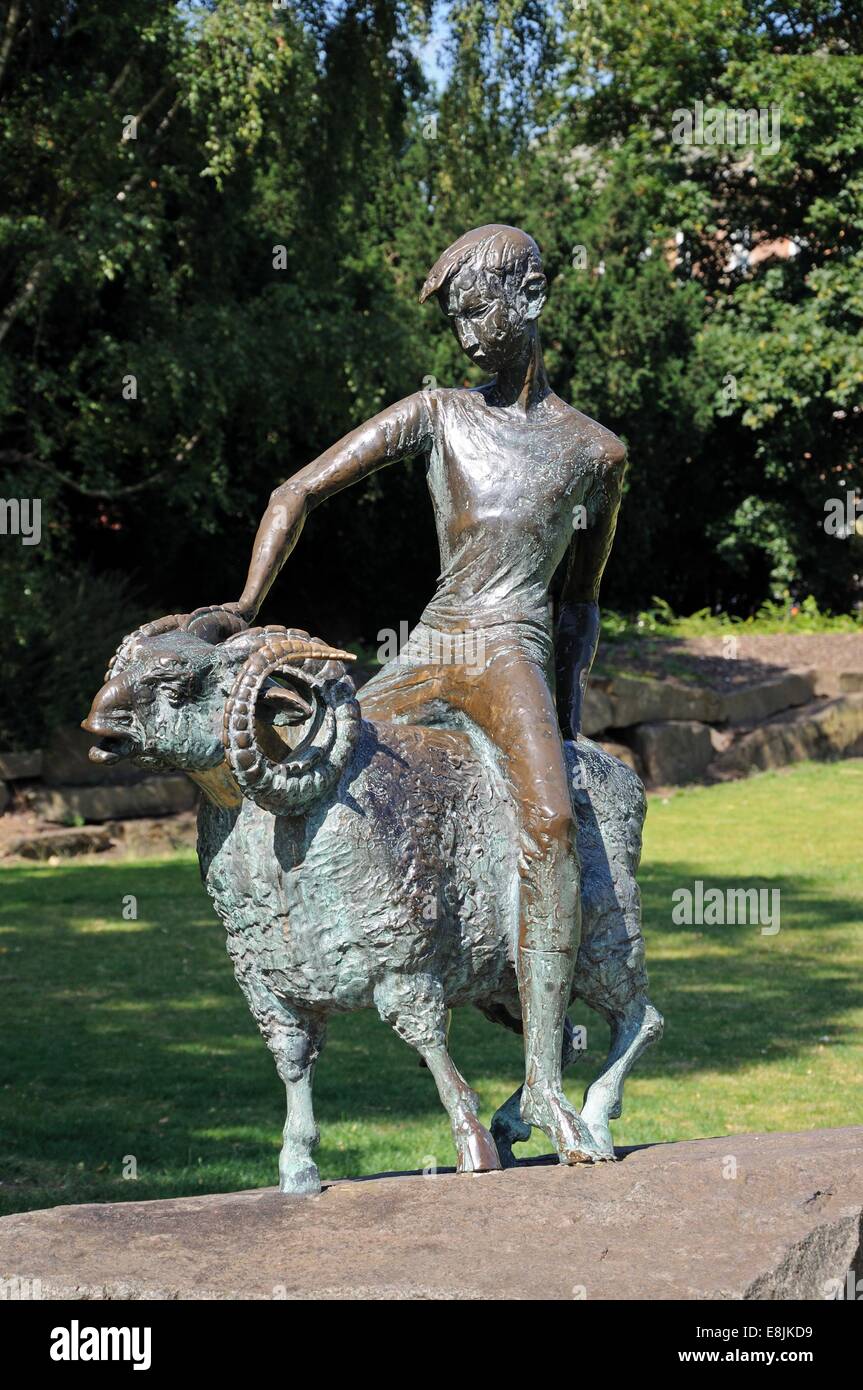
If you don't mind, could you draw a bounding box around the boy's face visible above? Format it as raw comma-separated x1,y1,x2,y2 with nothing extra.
442,260,546,372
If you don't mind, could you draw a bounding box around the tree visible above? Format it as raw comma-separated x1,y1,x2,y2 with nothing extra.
1,1,860,747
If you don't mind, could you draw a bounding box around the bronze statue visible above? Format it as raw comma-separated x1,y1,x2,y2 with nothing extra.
83,226,663,1192
83,606,661,1193
232,227,630,1164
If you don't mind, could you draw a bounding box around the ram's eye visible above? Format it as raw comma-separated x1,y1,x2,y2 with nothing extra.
140,668,192,701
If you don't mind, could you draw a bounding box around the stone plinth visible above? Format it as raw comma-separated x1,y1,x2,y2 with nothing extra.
1,1128,860,1301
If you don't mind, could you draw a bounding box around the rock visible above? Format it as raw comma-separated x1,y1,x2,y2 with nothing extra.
711,695,863,776
631,720,714,785
0,781,9,814
597,739,644,778
0,749,42,781
103,813,198,857
33,776,198,824
0,1127,859,1300
719,670,815,725
596,674,723,729
813,671,840,698
813,670,863,698
581,684,614,736
4,826,114,860
709,726,735,755
42,724,145,787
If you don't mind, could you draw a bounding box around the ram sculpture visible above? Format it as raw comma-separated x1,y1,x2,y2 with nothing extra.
83,605,662,1195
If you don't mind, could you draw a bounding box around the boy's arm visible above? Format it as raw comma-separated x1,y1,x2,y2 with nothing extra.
234,392,432,621
555,443,626,739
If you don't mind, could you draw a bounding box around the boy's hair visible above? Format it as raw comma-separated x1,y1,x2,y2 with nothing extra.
419,224,543,305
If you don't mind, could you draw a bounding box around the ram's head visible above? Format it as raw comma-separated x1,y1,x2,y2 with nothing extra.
82,606,360,814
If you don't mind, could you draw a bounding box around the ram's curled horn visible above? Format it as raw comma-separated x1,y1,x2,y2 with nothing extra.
183,604,250,646
222,624,355,670
223,632,360,816
105,613,188,681
105,604,250,681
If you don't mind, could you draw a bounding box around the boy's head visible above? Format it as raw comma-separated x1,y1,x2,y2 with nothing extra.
420,224,547,372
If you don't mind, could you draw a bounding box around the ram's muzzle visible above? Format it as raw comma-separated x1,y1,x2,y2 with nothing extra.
81,675,138,763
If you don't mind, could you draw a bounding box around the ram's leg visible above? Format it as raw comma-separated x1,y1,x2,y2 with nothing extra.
490,1089,528,1168
566,737,662,1159
422,1044,502,1173
580,999,664,1158
233,969,327,1196
491,1015,584,1167
375,975,501,1174
277,1014,327,1197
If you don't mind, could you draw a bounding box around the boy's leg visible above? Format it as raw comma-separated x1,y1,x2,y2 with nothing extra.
360,628,602,1162
358,622,447,724
457,647,603,1162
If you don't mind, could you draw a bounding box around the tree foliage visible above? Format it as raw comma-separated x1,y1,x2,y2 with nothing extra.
1,0,860,744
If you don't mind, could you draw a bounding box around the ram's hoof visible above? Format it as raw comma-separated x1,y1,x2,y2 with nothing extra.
521,1086,608,1165
279,1163,322,1197
578,1113,616,1161
456,1126,502,1174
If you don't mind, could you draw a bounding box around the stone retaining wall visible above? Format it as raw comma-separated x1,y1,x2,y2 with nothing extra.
586,667,863,786
2,665,863,854
0,722,198,859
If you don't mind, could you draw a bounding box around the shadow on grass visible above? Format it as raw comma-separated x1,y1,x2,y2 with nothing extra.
0,854,859,1214
636,861,862,1063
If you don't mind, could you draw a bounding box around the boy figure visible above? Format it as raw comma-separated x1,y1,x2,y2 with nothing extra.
232,225,626,1164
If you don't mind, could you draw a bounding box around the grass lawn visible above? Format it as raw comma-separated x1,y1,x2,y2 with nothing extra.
1,759,861,1217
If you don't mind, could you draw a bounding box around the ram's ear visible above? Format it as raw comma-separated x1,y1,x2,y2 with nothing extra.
259,678,315,726
214,632,275,686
